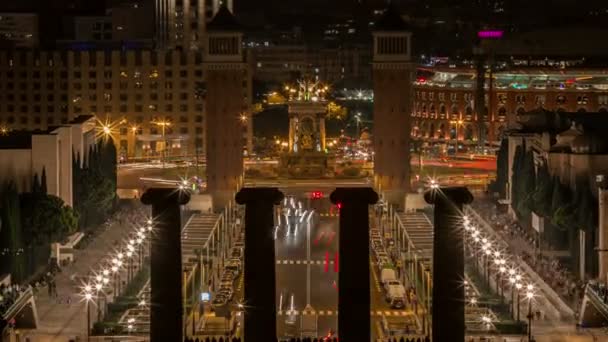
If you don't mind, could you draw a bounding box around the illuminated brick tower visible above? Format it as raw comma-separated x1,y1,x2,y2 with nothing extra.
204,5,246,210
372,6,414,208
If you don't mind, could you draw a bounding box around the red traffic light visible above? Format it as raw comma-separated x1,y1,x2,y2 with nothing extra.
311,191,323,199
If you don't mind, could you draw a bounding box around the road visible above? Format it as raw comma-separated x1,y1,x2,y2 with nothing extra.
274,192,415,340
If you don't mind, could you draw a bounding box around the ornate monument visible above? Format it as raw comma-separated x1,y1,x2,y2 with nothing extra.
280,78,334,178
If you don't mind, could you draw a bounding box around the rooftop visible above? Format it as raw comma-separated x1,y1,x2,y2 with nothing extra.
207,5,241,32
373,5,411,32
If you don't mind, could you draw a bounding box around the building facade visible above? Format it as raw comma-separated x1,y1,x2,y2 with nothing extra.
0,115,96,206
412,67,608,148
0,13,39,48
155,0,233,50
0,49,252,159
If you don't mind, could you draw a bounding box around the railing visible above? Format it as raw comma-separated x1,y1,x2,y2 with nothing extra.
464,206,575,321
1,287,34,320
584,284,608,321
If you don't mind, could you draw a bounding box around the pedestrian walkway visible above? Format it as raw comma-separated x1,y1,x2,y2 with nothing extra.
25,206,148,341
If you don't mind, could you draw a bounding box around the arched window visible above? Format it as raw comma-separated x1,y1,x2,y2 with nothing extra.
465,106,473,116
430,105,436,118
439,105,446,115
556,95,567,105
498,107,507,116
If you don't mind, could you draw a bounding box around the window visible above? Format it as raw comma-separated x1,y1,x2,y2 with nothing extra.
150,93,158,100
556,95,567,105
535,95,546,106
180,127,188,134
74,71,82,78
73,83,82,90
89,71,97,78
47,117,54,124
34,117,41,124
516,95,526,104
135,105,143,112
20,116,28,124
428,92,434,100
46,82,54,90
180,116,188,123
195,127,203,134
165,70,173,78
20,105,28,113
165,104,173,111
34,105,41,113
180,93,188,100
89,94,97,101
136,116,144,123
577,96,589,105
599,95,608,105
180,104,188,112
120,127,128,135
438,93,445,101
180,70,187,77
47,106,54,113
195,104,203,111
104,93,111,101
165,93,173,100
135,94,143,101
450,93,457,101
195,115,203,123
120,105,127,112
89,83,97,90
120,94,128,101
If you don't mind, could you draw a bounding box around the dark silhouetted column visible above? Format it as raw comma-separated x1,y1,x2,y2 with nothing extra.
330,187,378,341
141,188,190,342
424,186,473,342
235,187,284,341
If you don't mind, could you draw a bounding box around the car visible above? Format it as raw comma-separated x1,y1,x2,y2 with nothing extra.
383,279,402,293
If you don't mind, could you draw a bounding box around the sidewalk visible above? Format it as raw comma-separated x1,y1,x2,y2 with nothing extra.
25,207,147,342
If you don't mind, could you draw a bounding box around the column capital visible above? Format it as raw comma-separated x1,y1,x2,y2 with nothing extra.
424,186,473,206
330,187,379,206
236,187,284,206
141,188,191,206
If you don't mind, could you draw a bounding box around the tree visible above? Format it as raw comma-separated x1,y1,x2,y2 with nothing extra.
32,173,41,194
494,139,508,197
40,167,47,194
0,181,26,281
515,150,536,219
511,144,524,208
532,161,553,216
550,177,575,228
21,193,78,244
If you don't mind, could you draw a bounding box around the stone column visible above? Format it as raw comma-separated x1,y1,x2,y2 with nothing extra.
330,187,379,342
425,186,473,342
599,187,608,282
235,187,284,341
141,188,190,342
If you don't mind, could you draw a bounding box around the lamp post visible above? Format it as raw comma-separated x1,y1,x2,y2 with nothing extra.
508,272,516,318
83,285,93,342
152,120,171,168
498,264,506,302
515,281,522,322
526,284,535,341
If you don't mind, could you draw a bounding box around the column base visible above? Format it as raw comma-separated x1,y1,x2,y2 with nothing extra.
382,190,407,210
212,191,235,212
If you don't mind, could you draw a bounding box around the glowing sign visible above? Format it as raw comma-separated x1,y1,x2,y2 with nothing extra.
200,292,210,302
478,30,504,39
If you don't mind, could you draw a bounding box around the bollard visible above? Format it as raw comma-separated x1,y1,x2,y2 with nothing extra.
330,187,379,342
141,188,190,342
425,186,473,342
236,188,284,342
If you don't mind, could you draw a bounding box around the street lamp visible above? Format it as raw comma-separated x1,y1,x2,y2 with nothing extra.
152,120,172,168
83,286,93,342
515,282,523,322
526,284,535,341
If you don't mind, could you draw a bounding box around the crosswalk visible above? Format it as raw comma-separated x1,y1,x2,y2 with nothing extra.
277,310,412,317
276,259,335,265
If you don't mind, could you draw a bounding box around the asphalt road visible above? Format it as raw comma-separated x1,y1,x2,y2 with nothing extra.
274,193,415,341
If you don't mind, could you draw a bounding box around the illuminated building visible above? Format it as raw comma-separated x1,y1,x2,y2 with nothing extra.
412,67,608,147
